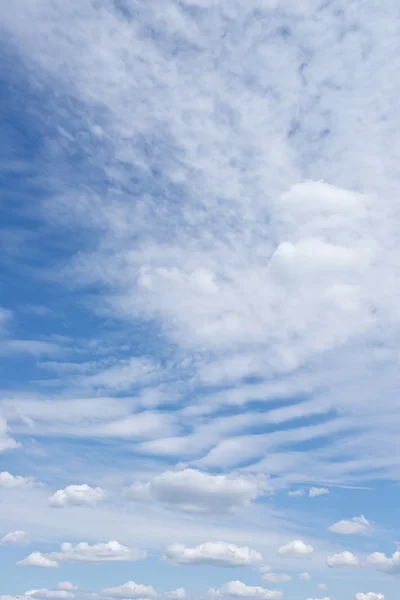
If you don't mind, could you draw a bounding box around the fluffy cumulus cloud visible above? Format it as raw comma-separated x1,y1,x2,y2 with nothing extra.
355,594,384,600
299,573,312,580
128,468,269,513
211,581,282,599
18,552,60,568
0,471,32,488
163,542,262,567
48,484,105,508
367,551,400,574
328,516,371,535
278,540,314,557
101,581,157,599
19,541,145,567
326,551,359,568
0,530,31,546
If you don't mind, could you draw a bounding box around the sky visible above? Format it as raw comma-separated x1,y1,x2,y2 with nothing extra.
0,1,400,599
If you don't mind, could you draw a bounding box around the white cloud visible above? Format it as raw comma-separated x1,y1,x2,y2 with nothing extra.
164,542,262,567
53,540,145,563
48,484,105,508
261,573,291,583
18,552,59,568
317,584,328,591
288,490,304,497
165,589,186,599
278,540,314,557
29,590,75,600
0,531,31,546
128,468,269,513
308,488,329,498
101,581,157,599
79,357,160,392
19,541,145,567
326,551,359,568
211,581,283,599
56,585,78,592
328,516,371,535
299,572,312,580
0,471,33,488
306,597,331,600
355,594,384,600
0,417,20,453
367,551,400,574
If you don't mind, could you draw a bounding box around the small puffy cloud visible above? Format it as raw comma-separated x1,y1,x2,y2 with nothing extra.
128,468,270,514
309,488,329,498
317,584,328,591
18,552,59,568
48,484,105,508
165,589,186,599
164,542,263,567
355,594,384,600
288,490,304,497
278,540,314,557
0,531,31,546
367,551,400,574
0,471,32,488
326,551,359,568
299,572,312,580
101,581,157,599
261,573,291,583
56,585,78,592
211,581,283,599
329,516,370,535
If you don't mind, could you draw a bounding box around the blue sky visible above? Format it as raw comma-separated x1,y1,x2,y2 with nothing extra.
0,1,399,600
